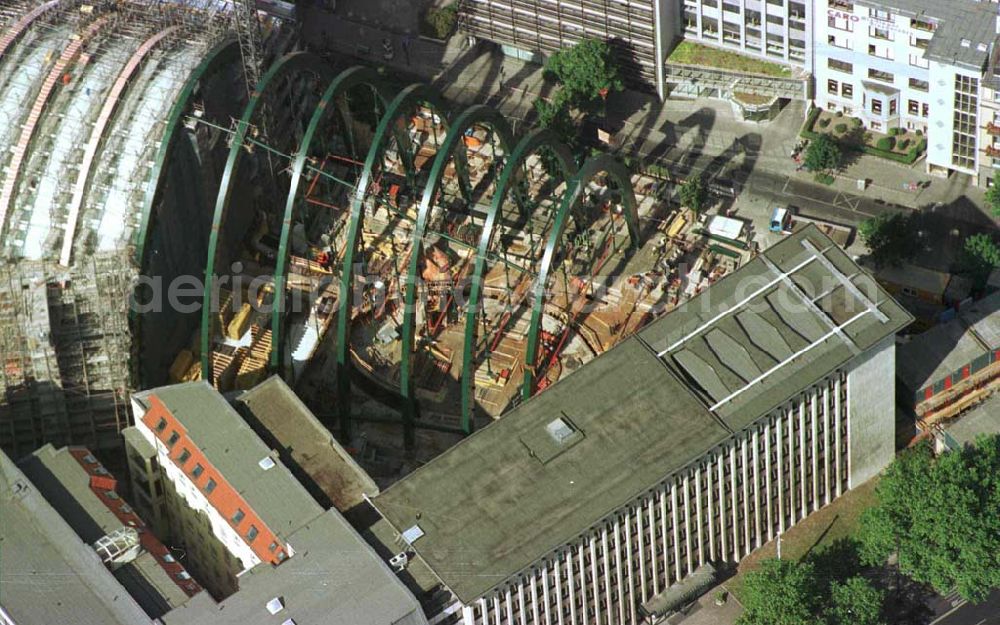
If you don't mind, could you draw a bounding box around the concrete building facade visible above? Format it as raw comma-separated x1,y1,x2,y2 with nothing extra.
373,227,912,625
813,0,1000,182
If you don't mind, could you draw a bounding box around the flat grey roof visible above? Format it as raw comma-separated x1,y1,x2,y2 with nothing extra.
898,292,1000,393
134,382,323,542
236,375,378,512
0,451,153,625
18,445,190,617
856,0,997,70
162,509,427,625
373,226,912,603
942,393,1000,448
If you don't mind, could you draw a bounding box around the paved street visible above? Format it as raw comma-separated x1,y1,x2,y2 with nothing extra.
930,588,1000,625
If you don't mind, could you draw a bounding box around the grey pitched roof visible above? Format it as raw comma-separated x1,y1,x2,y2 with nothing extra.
18,444,190,618
133,382,428,625
372,226,912,604
133,381,323,543
235,375,378,512
161,509,429,625
0,451,154,625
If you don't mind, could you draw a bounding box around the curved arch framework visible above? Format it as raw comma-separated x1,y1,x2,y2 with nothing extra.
521,155,641,400
398,105,515,441
130,38,244,388
59,25,181,267
133,39,241,269
458,128,577,433
200,51,335,382
0,16,110,246
334,83,451,442
271,66,394,374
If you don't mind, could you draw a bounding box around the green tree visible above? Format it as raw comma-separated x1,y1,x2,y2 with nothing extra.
859,437,1000,603
958,233,1000,289
544,38,624,108
679,173,708,213
423,4,458,40
858,213,918,268
826,577,885,625
738,559,822,625
533,98,578,173
984,185,1000,219
804,134,842,173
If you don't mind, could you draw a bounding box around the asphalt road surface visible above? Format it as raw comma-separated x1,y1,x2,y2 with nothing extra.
931,588,1000,625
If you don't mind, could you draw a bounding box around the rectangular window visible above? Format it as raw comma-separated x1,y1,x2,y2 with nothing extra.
871,98,882,114
868,68,894,84
870,27,891,40
828,79,839,95
246,525,259,541
922,103,929,118
909,78,929,92
842,83,853,98
167,431,179,447
204,478,217,494
890,99,897,116
828,58,853,74
908,100,920,115
155,418,167,432
232,508,245,525
191,463,204,478
178,449,191,465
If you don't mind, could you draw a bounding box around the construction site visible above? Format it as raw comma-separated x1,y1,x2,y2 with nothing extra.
0,1,760,475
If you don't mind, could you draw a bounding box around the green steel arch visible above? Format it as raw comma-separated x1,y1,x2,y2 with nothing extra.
200,51,335,380
334,82,450,442
458,127,577,433
271,66,393,374
521,154,641,400
398,104,515,439
133,38,240,269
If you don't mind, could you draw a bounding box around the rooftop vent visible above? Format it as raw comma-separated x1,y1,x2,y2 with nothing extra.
266,597,284,615
402,525,425,544
163,553,175,563
258,456,276,471
961,38,971,48
281,619,296,625
82,454,97,464
390,552,409,571
979,43,989,52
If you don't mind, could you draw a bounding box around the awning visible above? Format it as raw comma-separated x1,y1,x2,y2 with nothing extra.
640,563,718,617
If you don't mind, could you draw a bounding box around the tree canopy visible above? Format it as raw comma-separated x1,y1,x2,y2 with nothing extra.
827,577,886,625
958,233,1000,289
738,559,821,625
858,437,1000,603
985,185,1000,219
804,134,842,173
738,551,887,625
544,38,624,108
679,173,708,213
858,212,919,268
